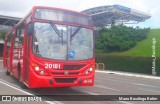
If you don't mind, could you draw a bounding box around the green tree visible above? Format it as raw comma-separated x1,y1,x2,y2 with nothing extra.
96,25,150,52
0,32,6,41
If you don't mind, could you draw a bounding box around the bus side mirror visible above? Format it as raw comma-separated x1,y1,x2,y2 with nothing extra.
27,23,33,36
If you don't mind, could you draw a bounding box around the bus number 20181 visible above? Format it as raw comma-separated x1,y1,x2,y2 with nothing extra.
45,64,62,69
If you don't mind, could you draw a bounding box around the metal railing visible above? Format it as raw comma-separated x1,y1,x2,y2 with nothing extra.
95,63,105,70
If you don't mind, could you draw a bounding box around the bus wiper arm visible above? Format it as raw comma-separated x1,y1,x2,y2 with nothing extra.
49,21,62,37
71,25,82,38
49,21,63,45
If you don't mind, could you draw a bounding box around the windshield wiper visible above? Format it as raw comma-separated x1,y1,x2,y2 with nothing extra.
70,25,82,38
49,21,63,45
70,25,82,45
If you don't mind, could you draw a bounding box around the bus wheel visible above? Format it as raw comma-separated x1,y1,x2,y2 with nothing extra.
19,76,27,89
6,68,10,76
19,81,27,89
18,68,27,89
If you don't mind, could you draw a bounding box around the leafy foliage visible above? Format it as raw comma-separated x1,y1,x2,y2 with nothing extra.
108,29,160,57
0,32,6,41
96,54,160,76
96,25,150,52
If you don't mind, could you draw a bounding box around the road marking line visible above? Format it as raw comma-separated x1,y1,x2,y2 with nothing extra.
72,88,99,95
96,77,160,92
96,77,132,84
97,77,160,89
118,101,133,104
81,91,99,95
77,90,99,95
0,79,33,95
0,79,59,104
133,83,160,88
94,85,120,92
96,75,136,82
96,70,160,80
139,88,160,94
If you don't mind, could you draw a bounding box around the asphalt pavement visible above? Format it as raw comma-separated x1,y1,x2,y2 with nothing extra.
0,61,160,104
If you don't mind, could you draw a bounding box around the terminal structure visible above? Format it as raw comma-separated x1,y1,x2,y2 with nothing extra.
82,5,151,27
0,15,21,32
0,15,20,57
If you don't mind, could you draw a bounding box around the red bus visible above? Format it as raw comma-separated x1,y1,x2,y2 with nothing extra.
3,6,95,88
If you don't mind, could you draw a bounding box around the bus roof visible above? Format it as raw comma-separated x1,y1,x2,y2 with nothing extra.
15,6,93,27
32,6,91,17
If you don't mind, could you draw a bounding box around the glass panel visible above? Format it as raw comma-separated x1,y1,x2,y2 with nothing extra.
33,22,93,60
68,27,93,60
33,22,67,60
6,34,11,49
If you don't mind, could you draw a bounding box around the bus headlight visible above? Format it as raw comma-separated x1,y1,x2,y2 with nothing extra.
89,68,93,71
83,67,94,75
86,70,89,75
35,66,40,71
40,70,45,75
31,64,49,76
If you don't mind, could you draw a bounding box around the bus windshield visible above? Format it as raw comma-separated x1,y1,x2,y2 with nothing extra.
33,22,94,60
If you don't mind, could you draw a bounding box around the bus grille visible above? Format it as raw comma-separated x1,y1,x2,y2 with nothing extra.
63,65,85,70
52,72,79,75
54,78,77,83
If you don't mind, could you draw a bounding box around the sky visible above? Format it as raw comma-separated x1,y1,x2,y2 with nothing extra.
0,0,159,28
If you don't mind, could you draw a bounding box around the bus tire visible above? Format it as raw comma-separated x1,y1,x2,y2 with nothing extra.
6,68,10,76
19,75,27,89
19,81,27,89
18,64,27,89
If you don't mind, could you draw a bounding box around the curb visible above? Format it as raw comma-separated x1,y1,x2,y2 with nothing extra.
96,70,160,80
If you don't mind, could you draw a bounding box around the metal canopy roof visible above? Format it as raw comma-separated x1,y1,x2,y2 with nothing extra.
82,5,151,27
0,15,21,32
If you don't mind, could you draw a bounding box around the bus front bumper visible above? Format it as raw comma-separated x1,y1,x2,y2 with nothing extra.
28,71,95,88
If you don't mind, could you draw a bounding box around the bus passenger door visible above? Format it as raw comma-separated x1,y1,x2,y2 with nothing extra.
12,25,24,79
12,29,20,78
23,23,32,84
5,34,11,72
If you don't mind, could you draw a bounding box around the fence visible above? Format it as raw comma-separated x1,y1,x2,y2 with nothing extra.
95,63,105,70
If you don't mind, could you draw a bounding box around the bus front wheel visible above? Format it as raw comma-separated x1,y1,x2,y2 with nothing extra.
19,74,27,89
18,65,27,89
6,68,10,76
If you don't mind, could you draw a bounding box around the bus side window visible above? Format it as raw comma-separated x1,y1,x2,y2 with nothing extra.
14,29,20,47
6,34,11,49
14,22,25,47
19,23,25,46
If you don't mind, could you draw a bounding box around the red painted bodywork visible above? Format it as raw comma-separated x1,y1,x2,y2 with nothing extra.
3,6,95,88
